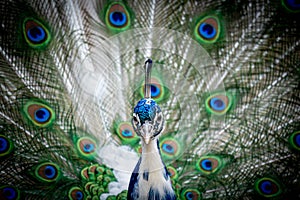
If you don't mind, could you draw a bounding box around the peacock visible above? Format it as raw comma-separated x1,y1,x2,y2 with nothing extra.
128,59,176,200
0,0,299,199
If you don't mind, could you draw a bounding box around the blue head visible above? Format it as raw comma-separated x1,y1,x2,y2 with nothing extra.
132,98,164,144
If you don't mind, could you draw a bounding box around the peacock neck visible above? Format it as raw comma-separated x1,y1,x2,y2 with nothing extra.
140,138,163,169
136,138,176,199
141,138,159,153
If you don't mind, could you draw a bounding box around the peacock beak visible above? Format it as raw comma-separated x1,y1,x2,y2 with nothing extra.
143,136,151,144
141,122,152,144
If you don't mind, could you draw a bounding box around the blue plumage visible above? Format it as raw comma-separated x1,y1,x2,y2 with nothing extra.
1,1,299,199
143,170,149,181
133,98,160,124
128,158,141,199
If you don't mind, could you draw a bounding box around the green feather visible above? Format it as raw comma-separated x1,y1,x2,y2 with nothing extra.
0,0,299,199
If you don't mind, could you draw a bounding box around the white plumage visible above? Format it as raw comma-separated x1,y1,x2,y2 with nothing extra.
0,0,299,199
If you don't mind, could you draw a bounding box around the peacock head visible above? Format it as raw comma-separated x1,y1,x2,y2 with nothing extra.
132,98,164,144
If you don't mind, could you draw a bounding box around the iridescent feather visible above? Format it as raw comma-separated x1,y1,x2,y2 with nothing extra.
0,0,299,199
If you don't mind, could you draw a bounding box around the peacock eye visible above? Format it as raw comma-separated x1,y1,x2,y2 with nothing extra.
109,10,126,27
200,159,213,171
118,122,135,138
0,135,14,157
150,84,160,97
289,131,300,151
205,92,233,115
162,143,175,154
181,189,201,200
196,155,223,175
199,21,216,39
76,137,97,159
23,18,51,48
167,166,178,180
22,100,55,127
34,108,50,123
140,77,167,103
0,186,20,200
282,0,300,12
35,162,60,182
194,15,221,44
255,178,282,197
114,121,139,146
105,2,131,31
122,129,132,137
68,187,85,200
160,137,181,160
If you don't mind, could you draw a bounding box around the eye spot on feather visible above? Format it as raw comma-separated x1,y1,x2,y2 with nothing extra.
282,0,300,12
160,137,181,160
35,108,50,123
255,178,282,197
76,137,97,158
181,189,201,200
161,140,175,154
68,187,85,200
0,186,20,200
289,131,300,151
109,7,126,27
167,166,178,180
162,143,175,154
118,122,135,138
23,101,55,127
115,122,139,146
205,92,233,115
23,18,51,48
196,156,222,175
35,162,60,182
122,129,132,137
200,159,213,171
150,84,161,98
195,16,220,44
0,135,13,157
140,77,167,103
210,97,225,111
105,2,131,31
